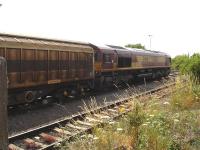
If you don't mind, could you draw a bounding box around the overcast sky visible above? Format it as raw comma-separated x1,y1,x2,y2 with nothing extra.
0,0,199,57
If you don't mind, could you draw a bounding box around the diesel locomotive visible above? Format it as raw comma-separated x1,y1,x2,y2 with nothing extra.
0,34,171,106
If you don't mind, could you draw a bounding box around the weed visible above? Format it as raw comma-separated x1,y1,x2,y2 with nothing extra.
60,76,200,150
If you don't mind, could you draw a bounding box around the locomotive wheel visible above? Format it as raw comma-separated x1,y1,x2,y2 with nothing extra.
25,91,35,103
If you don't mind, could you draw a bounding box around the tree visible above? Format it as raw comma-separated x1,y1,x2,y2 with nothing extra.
172,54,190,73
125,43,146,50
189,53,200,80
172,53,200,81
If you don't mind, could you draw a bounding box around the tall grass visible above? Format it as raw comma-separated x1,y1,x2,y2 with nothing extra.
170,76,200,110
59,76,200,150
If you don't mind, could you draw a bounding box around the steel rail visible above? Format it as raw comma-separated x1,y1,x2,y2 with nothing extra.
8,81,176,150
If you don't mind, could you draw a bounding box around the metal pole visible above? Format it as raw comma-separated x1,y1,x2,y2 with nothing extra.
148,35,152,50
0,57,8,150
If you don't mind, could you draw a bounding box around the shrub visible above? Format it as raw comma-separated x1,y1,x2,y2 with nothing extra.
172,53,200,81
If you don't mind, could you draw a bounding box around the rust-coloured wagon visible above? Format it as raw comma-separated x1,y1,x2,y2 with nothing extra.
0,34,94,105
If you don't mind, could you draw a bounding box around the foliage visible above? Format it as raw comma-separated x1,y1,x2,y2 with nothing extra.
125,43,146,49
172,53,200,80
189,54,200,80
172,54,190,73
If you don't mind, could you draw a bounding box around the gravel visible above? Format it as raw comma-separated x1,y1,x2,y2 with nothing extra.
8,78,172,136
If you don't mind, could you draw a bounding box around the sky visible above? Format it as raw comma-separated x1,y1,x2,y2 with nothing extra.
0,0,199,57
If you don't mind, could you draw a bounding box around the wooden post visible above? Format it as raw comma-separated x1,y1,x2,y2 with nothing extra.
0,57,8,150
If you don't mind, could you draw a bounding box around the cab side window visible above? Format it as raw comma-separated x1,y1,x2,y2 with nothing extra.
95,52,98,61
95,51,101,62
103,54,112,63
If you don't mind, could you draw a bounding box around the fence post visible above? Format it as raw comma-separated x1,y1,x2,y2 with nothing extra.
0,57,8,149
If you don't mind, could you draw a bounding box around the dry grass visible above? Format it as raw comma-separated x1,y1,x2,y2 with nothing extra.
59,76,200,150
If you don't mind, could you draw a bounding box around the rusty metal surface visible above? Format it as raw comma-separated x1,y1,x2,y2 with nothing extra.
0,34,94,90
128,47,171,68
0,33,92,51
0,57,8,149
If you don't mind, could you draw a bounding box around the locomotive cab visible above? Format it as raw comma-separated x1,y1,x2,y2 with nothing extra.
91,44,117,88
92,44,117,75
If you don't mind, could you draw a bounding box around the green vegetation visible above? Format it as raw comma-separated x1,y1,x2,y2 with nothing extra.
125,43,146,50
57,54,200,149
172,53,200,81
59,77,200,150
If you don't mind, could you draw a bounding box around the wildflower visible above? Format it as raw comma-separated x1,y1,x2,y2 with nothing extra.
34,136,40,140
145,122,150,124
119,107,125,113
117,128,123,131
109,121,115,125
81,135,86,138
175,113,179,115
88,134,93,138
149,114,154,117
163,101,170,105
55,142,61,146
93,136,99,140
174,119,179,123
142,123,148,126
152,121,158,124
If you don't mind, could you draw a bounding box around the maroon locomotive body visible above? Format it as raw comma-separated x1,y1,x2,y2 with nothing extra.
92,44,170,87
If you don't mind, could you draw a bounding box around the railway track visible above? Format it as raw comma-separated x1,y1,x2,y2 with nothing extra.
8,78,177,150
